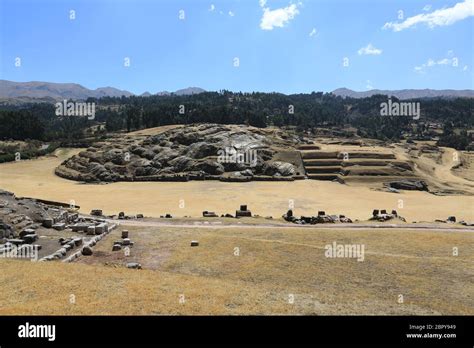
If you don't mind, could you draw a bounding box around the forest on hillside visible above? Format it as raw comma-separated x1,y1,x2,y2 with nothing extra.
0,91,472,149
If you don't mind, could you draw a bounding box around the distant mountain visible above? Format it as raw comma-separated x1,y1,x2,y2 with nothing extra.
0,80,206,100
174,87,206,95
0,80,134,100
331,88,474,99
155,91,171,96
155,87,206,96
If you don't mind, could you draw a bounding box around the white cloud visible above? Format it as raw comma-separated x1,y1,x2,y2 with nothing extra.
437,58,450,65
309,28,317,37
357,43,383,55
414,55,460,72
228,11,235,17
383,0,474,32
260,2,301,30
209,4,215,12
423,4,432,12
366,80,374,89
463,65,468,71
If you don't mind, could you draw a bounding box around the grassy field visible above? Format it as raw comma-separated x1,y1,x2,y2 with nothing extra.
1,224,472,315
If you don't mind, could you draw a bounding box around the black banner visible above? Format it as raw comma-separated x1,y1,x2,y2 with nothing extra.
0,316,472,346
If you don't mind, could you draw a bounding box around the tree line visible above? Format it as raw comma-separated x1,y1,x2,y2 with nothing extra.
0,91,472,148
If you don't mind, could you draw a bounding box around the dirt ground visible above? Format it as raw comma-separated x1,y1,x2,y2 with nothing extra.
0,223,472,315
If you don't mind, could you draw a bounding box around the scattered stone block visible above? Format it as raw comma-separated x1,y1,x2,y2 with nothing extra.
202,211,218,217
122,238,131,246
7,238,25,246
22,234,38,244
190,240,199,247
121,230,129,239
112,244,122,251
90,209,103,216
136,214,144,218
71,223,90,232
19,228,36,238
52,222,66,231
86,226,96,235
42,218,53,228
126,262,141,269
95,223,107,234
236,210,251,217
236,205,252,217
73,238,83,246
447,216,456,223
82,246,93,256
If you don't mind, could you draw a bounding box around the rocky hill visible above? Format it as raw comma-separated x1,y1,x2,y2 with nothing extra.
55,124,306,183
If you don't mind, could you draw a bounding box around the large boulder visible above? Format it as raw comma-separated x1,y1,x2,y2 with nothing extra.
264,161,295,176
0,220,14,240
81,246,93,256
185,142,220,159
195,160,225,175
171,132,200,145
168,156,196,172
104,149,126,165
134,166,159,177
152,148,180,164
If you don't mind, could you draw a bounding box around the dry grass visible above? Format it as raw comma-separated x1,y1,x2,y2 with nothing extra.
1,225,472,315
0,148,472,222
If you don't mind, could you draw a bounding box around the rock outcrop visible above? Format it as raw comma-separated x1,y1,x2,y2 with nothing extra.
55,124,304,183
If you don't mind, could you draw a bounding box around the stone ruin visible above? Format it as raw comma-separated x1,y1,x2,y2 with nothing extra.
282,210,353,224
236,205,252,218
55,123,305,183
40,216,117,261
112,229,135,252
369,209,406,222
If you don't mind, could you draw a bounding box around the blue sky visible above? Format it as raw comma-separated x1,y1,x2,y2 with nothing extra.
0,0,473,94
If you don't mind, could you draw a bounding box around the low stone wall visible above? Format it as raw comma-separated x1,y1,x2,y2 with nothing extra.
62,222,118,263
38,218,118,262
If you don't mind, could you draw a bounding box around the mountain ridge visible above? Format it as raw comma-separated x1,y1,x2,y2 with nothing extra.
0,80,472,101
331,87,474,99
0,80,207,100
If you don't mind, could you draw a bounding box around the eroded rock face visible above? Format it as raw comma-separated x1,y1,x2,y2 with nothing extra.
388,180,428,191
56,124,303,182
